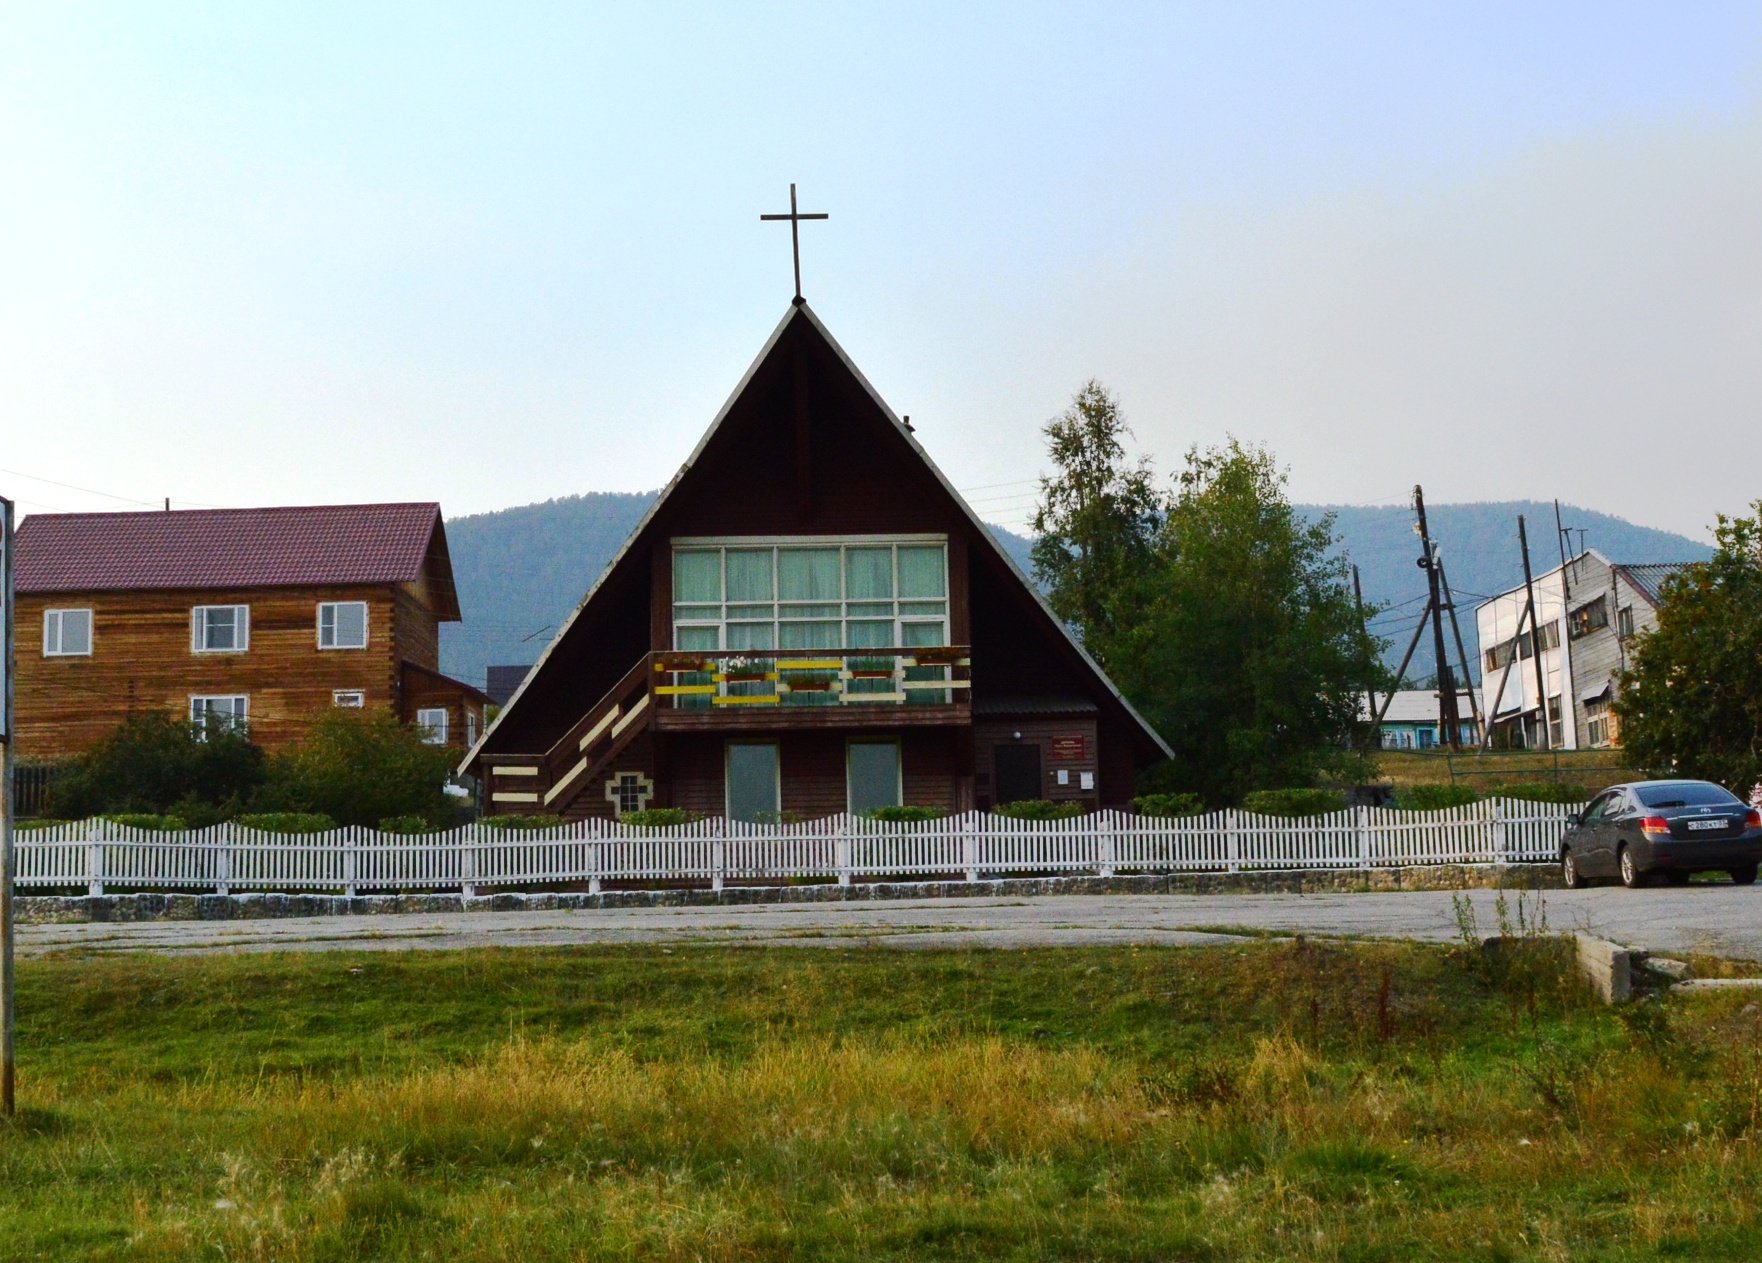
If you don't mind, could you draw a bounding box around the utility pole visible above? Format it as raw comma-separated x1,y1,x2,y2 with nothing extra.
1435,554,1482,745
1413,486,1462,751
1352,564,1377,745
1519,515,1552,751
1,494,15,1117
1552,499,1578,749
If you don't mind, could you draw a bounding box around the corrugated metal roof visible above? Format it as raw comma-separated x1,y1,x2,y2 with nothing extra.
1617,562,1693,608
16,503,445,594
1368,689,1484,724
973,696,1101,716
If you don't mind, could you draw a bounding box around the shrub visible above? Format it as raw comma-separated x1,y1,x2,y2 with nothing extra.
617,808,704,828
255,711,456,828
46,713,265,819
481,814,567,831
1241,788,1347,817
863,805,947,823
378,815,433,835
1395,784,1480,811
1133,792,1205,818
235,812,336,834
993,799,1085,820
14,819,70,831
1494,781,1588,804
100,813,187,832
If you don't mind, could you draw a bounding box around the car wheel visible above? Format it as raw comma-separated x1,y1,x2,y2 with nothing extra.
1561,849,1583,889
1619,846,1645,889
1664,869,1692,886
1731,864,1759,887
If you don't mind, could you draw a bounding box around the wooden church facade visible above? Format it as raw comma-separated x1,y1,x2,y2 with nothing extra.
462,304,1168,820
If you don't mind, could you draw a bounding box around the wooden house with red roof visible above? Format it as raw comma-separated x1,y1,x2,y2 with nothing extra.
462,303,1169,820
13,503,489,758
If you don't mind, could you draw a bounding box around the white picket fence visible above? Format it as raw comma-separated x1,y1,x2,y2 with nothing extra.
11,798,1579,896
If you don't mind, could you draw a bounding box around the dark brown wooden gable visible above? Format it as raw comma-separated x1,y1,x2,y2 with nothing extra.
472,304,1168,768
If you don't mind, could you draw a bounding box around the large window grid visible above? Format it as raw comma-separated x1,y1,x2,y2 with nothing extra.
671,538,949,654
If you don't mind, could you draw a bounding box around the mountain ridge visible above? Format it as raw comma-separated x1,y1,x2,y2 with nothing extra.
439,493,1712,689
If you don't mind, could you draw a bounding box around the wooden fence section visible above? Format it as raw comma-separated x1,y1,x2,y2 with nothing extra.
12,799,1578,896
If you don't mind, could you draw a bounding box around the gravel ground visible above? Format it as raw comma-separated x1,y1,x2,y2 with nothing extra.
17,883,1762,959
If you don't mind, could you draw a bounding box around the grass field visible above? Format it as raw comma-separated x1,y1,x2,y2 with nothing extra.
3,937,1760,1260
1376,749,1627,794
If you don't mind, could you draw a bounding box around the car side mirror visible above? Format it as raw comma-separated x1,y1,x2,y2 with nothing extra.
1566,812,1581,827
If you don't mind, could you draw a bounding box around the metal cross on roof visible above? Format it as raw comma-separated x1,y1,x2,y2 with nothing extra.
760,183,828,305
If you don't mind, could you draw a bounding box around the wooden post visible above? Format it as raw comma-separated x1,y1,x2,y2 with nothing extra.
1225,809,1241,874
1,494,16,1116
836,819,852,886
1356,805,1373,870
712,840,725,892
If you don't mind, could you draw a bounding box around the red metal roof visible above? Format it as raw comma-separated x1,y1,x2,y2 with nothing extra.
16,503,447,595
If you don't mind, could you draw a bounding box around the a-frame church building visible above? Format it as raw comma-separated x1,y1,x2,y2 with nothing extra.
462,302,1169,820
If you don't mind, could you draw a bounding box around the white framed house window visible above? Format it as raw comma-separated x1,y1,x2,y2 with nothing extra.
318,601,369,649
671,536,948,652
416,707,449,745
43,608,93,657
190,694,249,737
333,690,366,707
191,604,249,653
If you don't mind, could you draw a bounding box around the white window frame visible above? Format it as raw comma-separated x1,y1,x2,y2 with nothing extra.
670,534,949,652
191,604,250,654
317,600,370,650
43,607,94,657
332,690,366,707
416,707,449,745
190,694,249,737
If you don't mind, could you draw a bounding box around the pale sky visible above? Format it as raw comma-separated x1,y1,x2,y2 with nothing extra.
3,4,1760,540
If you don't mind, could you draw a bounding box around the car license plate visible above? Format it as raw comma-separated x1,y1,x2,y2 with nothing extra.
1686,818,1727,831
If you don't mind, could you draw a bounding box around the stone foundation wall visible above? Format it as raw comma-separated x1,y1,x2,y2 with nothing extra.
15,863,1560,925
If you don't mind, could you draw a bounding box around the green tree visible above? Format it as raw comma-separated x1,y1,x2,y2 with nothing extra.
1034,419,1384,806
256,710,459,827
46,712,266,821
1615,505,1762,795
1029,381,1161,667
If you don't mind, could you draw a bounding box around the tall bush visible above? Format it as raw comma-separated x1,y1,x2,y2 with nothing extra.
256,710,457,828
45,712,266,820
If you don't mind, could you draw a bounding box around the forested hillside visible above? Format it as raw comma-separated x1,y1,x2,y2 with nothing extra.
440,494,1710,689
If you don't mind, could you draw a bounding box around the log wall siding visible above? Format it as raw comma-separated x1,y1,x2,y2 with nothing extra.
14,584,440,759
973,716,1103,811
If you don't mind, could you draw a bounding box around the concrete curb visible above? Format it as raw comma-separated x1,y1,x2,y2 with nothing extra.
15,864,1560,925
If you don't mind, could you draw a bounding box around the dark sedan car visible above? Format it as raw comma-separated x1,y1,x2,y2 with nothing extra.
1560,779,1762,888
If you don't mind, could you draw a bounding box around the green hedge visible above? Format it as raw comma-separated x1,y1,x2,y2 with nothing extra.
235,812,336,834
992,799,1085,821
1493,782,1588,804
863,805,946,823
1240,789,1347,818
1133,793,1205,818
1395,784,1480,810
618,808,704,828
480,814,567,831
100,813,187,831
377,815,433,835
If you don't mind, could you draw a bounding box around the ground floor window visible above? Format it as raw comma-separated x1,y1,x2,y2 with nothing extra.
190,694,248,738
847,740,902,815
726,742,780,823
416,707,449,745
333,690,365,707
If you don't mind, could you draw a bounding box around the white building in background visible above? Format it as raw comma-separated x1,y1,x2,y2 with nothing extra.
1367,689,1483,750
1474,551,1690,751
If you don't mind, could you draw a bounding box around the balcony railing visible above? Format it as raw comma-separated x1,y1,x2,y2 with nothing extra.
653,647,970,709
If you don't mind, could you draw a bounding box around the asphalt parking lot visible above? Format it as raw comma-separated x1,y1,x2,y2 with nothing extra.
18,883,1762,959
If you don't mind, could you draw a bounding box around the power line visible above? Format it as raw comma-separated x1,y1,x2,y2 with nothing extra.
0,466,160,509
